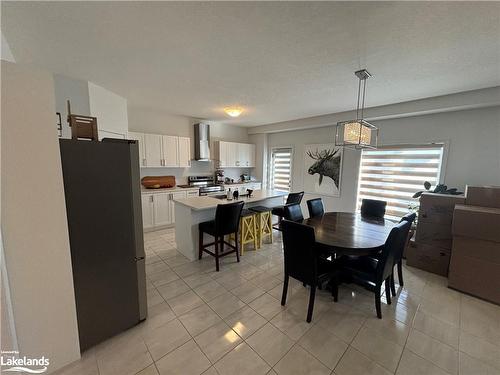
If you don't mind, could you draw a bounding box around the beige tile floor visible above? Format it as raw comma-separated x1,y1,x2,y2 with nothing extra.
55,228,500,375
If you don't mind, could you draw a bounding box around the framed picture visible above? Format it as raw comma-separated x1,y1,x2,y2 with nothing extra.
303,143,343,197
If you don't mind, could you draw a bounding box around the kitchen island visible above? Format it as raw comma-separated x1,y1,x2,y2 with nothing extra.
174,190,287,261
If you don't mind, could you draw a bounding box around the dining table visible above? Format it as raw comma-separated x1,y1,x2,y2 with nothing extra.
302,211,397,256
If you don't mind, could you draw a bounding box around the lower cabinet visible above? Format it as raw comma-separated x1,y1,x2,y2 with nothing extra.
141,190,193,230
141,194,155,230
153,193,172,227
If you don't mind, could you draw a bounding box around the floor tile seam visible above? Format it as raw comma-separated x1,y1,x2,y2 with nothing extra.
403,345,456,375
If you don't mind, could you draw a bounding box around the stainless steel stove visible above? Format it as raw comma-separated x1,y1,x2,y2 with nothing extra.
187,176,225,196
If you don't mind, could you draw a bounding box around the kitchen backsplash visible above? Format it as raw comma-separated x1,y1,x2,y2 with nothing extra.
140,161,253,185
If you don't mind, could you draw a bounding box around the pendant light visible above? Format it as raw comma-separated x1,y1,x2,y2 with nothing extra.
335,69,378,149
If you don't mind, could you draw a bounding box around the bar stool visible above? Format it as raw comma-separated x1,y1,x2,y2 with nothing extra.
199,201,244,271
229,209,258,255
249,206,273,248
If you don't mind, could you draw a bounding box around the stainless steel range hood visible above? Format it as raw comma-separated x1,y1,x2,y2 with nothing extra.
194,123,210,161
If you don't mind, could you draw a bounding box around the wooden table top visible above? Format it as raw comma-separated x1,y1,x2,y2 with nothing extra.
302,212,396,256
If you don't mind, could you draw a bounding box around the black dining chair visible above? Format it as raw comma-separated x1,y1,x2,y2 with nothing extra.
199,201,244,271
389,212,417,294
283,203,304,222
339,220,412,318
360,199,387,219
272,191,304,229
307,198,324,218
281,220,338,323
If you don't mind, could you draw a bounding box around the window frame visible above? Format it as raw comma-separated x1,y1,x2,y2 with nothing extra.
268,145,294,192
356,142,448,220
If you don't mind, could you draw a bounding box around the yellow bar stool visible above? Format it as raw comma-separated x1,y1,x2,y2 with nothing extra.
248,206,273,248
230,209,258,255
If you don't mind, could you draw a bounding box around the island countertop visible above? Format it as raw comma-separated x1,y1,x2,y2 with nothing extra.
174,189,287,211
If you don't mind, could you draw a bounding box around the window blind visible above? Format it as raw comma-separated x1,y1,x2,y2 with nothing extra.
357,145,444,221
270,148,292,192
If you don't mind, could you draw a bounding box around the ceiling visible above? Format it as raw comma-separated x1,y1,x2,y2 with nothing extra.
2,1,500,127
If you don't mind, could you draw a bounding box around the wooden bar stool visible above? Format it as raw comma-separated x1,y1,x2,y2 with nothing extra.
249,206,273,248
230,209,258,255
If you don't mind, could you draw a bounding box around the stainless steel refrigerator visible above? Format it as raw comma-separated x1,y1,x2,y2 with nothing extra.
59,138,147,351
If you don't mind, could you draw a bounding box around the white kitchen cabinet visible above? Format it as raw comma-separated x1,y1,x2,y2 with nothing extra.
169,191,187,223
141,189,198,230
178,137,191,167
153,193,171,227
218,141,229,167
141,194,155,229
128,132,146,167
129,131,191,168
215,141,256,168
144,133,163,167
162,135,178,167
248,144,256,167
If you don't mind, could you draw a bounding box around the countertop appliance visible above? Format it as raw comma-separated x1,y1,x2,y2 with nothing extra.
215,168,224,184
188,176,225,196
59,138,147,351
240,174,250,182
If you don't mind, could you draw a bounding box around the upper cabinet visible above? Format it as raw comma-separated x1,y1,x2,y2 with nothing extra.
144,133,163,167
127,132,191,168
215,141,256,168
177,137,191,167
162,135,178,167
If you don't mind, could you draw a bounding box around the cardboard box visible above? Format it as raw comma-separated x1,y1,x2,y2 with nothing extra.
465,185,500,209
418,193,465,225
452,205,500,243
406,241,450,276
448,252,500,305
415,222,453,249
451,236,500,264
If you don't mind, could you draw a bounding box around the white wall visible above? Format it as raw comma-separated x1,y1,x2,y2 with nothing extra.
53,74,91,139
267,106,500,215
1,61,80,372
1,31,15,62
128,106,252,183
88,82,128,137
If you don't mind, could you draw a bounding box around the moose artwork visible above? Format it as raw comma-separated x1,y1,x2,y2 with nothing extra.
303,143,343,197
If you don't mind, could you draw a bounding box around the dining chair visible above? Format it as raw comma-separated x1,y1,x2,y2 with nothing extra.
360,199,387,218
389,212,417,294
340,220,411,318
271,191,304,229
283,203,304,222
198,201,244,271
281,220,338,322
307,198,324,218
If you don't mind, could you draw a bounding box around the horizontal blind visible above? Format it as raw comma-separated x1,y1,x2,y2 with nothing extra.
271,148,292,192
357,145,444,221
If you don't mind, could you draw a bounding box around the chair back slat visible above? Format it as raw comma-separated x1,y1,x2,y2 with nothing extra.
284,203,304,222
281,220,317,285
376,220,411,283
215,201,244,235
307,198,324,218
361,199,387,218
286,191,304,205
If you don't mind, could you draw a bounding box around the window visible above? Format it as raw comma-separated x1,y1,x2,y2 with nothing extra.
270,147,293,192
357,144,445,221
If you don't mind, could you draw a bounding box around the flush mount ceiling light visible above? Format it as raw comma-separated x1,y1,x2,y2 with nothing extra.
335,69,378,149
224,107,244,118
